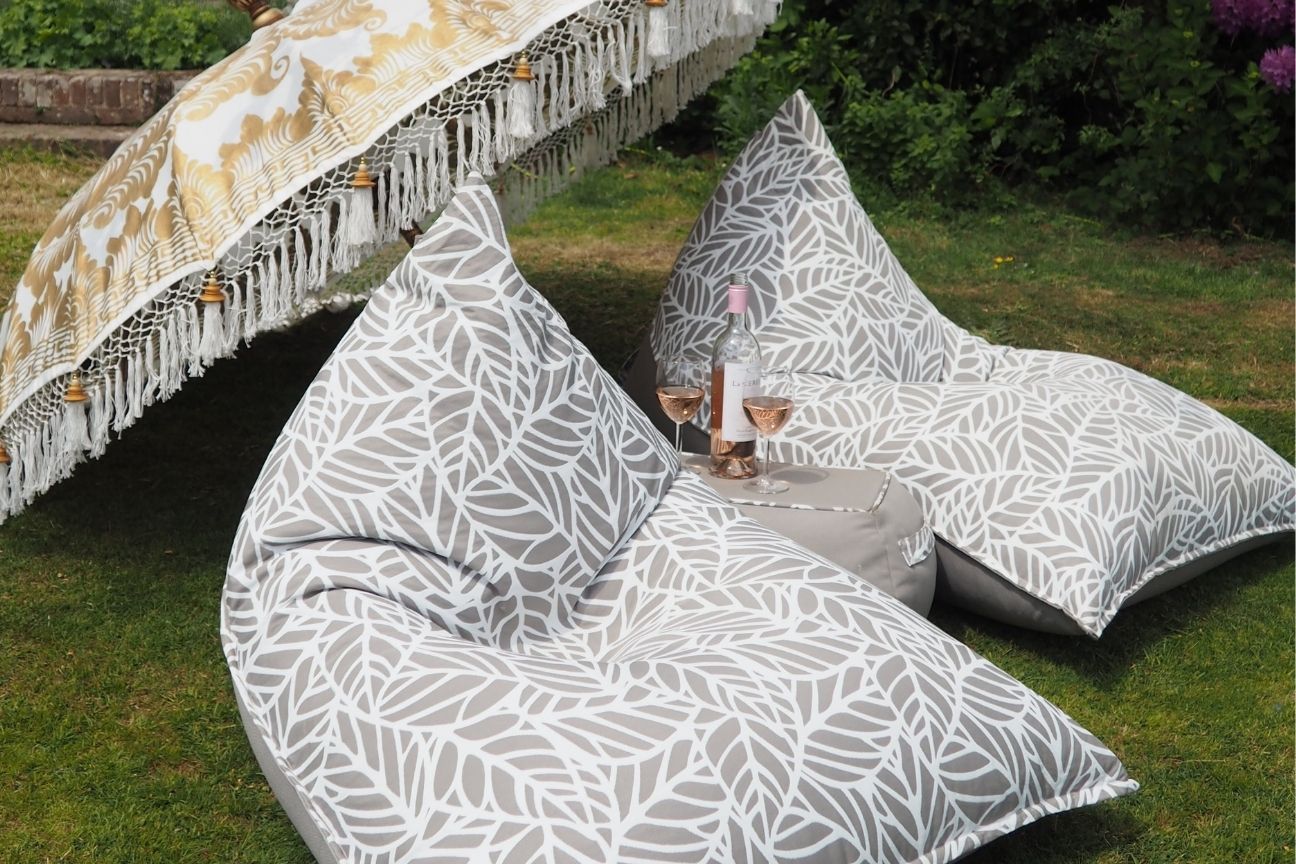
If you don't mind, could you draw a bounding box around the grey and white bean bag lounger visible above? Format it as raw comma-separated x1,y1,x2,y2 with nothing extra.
633,91,1295,638
222,175,1136,863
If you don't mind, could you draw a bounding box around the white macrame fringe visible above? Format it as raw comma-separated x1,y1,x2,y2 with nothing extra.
88,382,109,459
501,31,760,224
589,30,608,108
63,400,89,456
433,124,451,205
182,300,203,378
0,0,775,524
647,3,673,60
507,76,536,138
111,366,127,433
611,18,632,92
340,185,378,262
200,302,225,364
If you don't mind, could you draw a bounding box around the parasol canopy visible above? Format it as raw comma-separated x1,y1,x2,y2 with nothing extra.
0,0,776,524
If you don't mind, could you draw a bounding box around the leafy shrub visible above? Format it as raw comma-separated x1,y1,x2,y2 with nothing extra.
0,0,254,70
712,19,855,153
123,0,249,71
710,0,1294,236
0,0,118,69
986,2,1293,233
838,85,978,201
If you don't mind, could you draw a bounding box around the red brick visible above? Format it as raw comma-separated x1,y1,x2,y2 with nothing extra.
120,77,140,114
49,81,70,109
103,79,120,110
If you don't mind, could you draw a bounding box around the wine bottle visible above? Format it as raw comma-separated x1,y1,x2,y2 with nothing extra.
709,272,761,478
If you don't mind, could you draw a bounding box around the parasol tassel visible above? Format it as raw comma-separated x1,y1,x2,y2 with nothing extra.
112,365,127,431
63,372,90,455
225,275,244,354
198,271,226,364
88,379,108,459
585,31,607,110
508,53,536,139
0,441,10,514
646,0,671,60
343,158,378,250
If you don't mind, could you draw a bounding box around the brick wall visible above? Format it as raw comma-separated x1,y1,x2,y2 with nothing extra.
0,69,196,127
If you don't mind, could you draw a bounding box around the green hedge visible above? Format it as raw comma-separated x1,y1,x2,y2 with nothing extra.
0,0,254,70
710,1,1294,236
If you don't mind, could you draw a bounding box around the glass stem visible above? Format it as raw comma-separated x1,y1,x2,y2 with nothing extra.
760,433,769,486
674,423,682,460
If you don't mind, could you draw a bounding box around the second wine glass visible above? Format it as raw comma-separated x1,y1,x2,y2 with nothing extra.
741,370,794,494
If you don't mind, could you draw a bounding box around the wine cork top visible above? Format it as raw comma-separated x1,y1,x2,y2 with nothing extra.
727,284,748,314
727,271,749,314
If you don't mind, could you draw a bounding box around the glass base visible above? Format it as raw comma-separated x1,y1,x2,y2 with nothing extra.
743,476,789,495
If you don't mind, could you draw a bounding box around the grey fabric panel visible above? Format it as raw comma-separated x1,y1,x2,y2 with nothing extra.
935,539,1086,636
935,531,1293,634
1123,531,1291,605
689,458,936,615
233,686,338,864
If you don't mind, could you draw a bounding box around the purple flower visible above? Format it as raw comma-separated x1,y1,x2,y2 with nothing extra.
1212,0,1245,35
1259,43,1295,91
1213,0,1294,36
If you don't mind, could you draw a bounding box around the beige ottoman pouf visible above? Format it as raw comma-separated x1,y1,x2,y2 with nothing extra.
689,456,937,616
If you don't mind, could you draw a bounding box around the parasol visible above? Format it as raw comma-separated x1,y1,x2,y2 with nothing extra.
0,0,777,523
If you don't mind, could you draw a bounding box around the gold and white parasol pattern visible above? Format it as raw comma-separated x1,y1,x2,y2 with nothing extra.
0,0,776,522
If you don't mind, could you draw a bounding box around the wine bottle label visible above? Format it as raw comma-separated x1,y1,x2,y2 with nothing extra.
721,362,760,441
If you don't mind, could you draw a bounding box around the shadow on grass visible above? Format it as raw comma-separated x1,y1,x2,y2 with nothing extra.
2,257,662,620
960,803,1146,864
518,259,663,369
3,308,361,572
928,539,1294,688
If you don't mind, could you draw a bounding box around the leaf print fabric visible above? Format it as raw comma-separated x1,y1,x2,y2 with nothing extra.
223,175,1137,864
648,90,1296,637
248,175,677,598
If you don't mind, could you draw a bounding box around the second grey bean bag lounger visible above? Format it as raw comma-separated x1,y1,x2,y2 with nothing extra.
635,91,1295,638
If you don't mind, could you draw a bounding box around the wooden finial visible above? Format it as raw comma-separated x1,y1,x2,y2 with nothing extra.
199,271,225,304
512,52,535,81
352,158,376,189
226,0,285,31
0,441,10,465
64,372,89,404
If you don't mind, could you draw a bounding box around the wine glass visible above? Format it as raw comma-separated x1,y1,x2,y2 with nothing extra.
655,355,706,464
742,371,794,494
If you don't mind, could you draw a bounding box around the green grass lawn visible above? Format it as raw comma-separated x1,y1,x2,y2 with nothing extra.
0,147,1291,863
